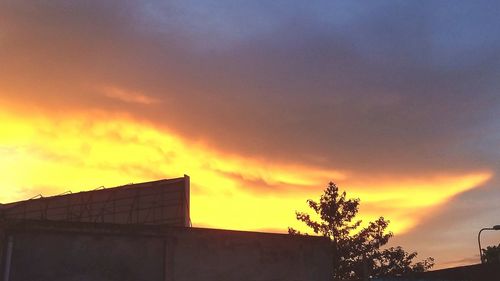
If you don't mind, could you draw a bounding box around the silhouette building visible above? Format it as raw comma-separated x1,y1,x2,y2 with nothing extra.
0,176,331,281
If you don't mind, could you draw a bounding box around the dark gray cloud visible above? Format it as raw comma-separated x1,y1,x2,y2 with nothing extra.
2,0,499,175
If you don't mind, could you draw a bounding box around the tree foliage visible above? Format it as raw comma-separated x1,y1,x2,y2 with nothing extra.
289,182,434,280
482,244,500,264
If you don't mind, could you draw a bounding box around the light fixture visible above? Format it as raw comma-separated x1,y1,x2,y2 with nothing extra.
478,225,500,264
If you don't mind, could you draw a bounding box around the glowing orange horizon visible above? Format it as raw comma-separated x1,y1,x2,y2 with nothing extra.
0,104,493,235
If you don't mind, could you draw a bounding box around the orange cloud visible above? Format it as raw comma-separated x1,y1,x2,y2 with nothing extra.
102,86,161,105
0,105,492,234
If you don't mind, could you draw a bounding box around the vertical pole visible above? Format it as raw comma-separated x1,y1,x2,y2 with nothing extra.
183,175,190,227
478,228,493,264
478,228,484,264
163,238,174,281
0,231,4,280
2,235,13,281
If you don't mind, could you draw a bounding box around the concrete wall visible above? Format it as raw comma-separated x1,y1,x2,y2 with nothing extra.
168,227,331,281
1,221,332,281
8,232,164,281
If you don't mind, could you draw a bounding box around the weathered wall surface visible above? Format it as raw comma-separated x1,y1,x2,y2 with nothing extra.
8,231,165,281
1,221,332,281
168,228,331,281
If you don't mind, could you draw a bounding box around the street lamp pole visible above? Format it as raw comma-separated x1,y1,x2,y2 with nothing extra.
478,225,500,264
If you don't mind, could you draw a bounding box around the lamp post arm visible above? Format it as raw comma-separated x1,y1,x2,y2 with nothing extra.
478,227,494,264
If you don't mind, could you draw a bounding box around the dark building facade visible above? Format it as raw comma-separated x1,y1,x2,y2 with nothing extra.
0,176,332,281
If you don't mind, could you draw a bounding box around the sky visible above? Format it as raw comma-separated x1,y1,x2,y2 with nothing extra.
1,0,500,268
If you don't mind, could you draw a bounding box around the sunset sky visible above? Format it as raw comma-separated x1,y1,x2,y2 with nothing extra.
1,1,500,268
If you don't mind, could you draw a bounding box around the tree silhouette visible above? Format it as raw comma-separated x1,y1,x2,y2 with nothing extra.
289,181,434,280
482,244,500,264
